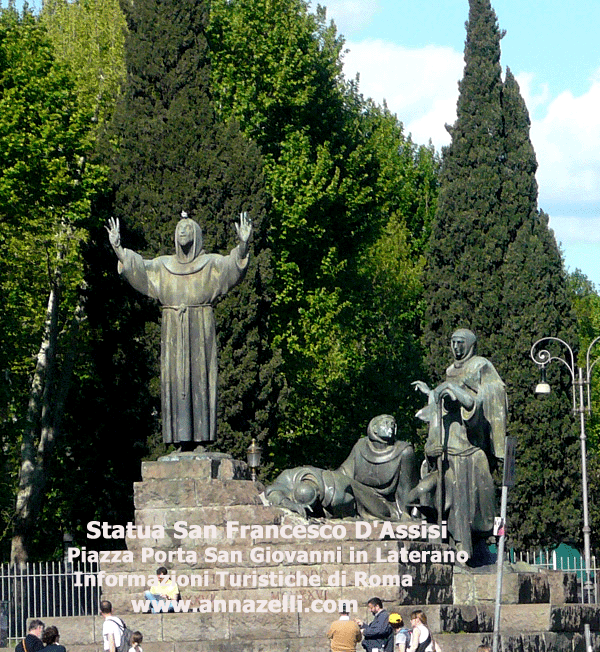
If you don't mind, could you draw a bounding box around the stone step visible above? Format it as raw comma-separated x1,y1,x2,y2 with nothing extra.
48,603,600,647
134,478,263,510
98,566,575,616
104,584,454,615
33,629,600,652
141,458,250,482
453,565,578,604
435,631,598,652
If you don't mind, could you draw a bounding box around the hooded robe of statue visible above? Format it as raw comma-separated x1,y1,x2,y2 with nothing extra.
420,329,507,557
117,218,248,443
337,414,419,520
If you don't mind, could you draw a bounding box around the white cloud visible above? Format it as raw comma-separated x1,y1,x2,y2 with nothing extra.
513,72,550,117
550,216,600,245
341,38,600,213
548,216,600,285
530,71,600,205
318,0,381,35
342,39,463,146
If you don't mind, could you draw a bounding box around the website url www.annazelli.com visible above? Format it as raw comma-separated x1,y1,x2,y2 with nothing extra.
132,597,357,614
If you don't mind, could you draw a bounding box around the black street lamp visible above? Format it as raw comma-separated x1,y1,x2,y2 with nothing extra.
531,335,600,652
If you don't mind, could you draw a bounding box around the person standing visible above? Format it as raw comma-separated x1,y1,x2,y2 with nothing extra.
407,610,441,652
41,626,66,652
355,597,393,652
389,614,411,652
327,604,362,652
100,601,122,652
15,620,44,652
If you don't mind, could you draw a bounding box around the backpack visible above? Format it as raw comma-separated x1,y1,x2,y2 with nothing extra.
112,617,133,652
399,627,412,649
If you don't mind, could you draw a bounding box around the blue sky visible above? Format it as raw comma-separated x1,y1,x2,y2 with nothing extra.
12,0,599,286
321,0,600,289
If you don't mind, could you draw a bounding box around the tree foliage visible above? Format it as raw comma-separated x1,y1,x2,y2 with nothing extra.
209,0,438,469
0,5,105,560
568,270,600,547
0,0,441,558
40,0,127,130
90,0,279,469
422,0,580,550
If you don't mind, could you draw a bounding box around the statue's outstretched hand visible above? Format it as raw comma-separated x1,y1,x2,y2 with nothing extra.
234,211,253,243
433,381,453,403
105,217,121,250
412,380,431,396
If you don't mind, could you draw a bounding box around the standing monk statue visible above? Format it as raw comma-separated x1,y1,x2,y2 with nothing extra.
411,329,507,560
106,212,252,449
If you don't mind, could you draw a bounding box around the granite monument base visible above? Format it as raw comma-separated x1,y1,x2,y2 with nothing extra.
51,458,599,652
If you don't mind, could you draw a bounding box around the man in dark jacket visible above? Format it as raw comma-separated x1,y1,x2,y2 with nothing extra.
15,619,44,652
355,598,393,652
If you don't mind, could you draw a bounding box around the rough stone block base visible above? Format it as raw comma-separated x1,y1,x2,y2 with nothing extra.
47,614,600,652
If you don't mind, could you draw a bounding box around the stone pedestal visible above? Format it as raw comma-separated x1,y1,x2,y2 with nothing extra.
58,459,599,652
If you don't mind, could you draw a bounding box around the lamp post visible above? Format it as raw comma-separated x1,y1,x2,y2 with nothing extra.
246,438,262,481
530,335,599,652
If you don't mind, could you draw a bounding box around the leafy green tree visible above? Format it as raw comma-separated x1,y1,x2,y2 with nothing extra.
209,0,438,469
0,6,105,561
568,270,600,549
422,0,580,549
209,0,345,159
40,0,127,130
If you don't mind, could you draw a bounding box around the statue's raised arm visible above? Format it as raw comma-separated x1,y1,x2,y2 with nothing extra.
105,217,125,263
234,211,252,259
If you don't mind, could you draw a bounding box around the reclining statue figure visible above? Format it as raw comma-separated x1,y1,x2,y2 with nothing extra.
265,414,419,520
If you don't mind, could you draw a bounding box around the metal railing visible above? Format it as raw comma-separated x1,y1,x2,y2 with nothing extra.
509,548,598,603
0,561,100,643
0,547,596,643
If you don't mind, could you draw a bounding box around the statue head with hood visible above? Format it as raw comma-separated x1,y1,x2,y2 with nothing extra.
451,328,477,367
174,212,204,264
367,414,397,446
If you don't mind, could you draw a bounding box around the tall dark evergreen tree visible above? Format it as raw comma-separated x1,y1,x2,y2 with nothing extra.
423,0,506,361
90,0,278,471
423,0,580,549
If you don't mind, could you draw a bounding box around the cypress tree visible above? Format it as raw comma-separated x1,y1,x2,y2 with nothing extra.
423,0,580,549
92,0,278,467
423,0,506,366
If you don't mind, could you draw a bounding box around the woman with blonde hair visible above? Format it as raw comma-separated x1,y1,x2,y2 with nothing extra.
407,611,441,652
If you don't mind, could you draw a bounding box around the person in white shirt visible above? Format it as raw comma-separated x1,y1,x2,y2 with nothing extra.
100,601,122,652
389,613,410,652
